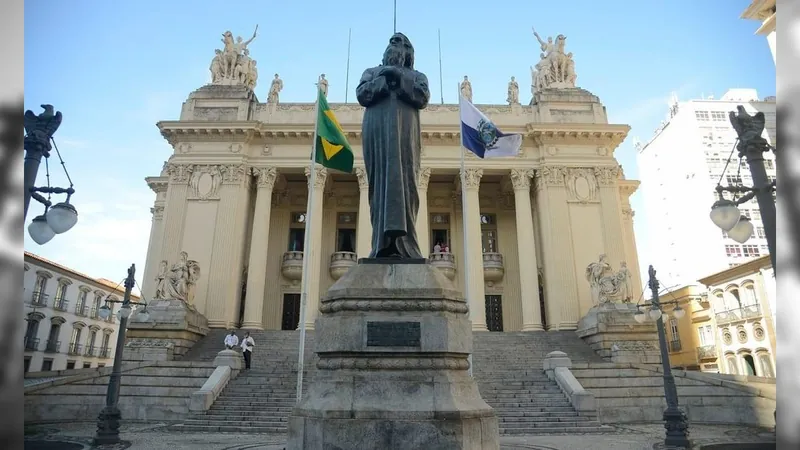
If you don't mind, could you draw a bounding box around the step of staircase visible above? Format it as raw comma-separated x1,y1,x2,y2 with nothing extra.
174,329,607,435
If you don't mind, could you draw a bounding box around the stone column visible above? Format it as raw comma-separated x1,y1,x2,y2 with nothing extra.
355,167,372,259
242,167,278,330
142,178,168,300
619,182,643,303
510,169,543,331
594,166,627,275
302,167,328,329
535,166,580,330
159,163,192,265
416,167,432,257
462,168,487,331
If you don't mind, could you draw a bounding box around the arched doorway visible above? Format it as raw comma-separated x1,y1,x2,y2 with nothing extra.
742,354,757,376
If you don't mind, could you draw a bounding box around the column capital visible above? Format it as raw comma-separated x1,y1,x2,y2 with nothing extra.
304,166,328,190
510,168,534,191
150,204,165,221
355,166,369,191
593,165,622,186
418,167,432,190
461,168,483,190
251,166,278,190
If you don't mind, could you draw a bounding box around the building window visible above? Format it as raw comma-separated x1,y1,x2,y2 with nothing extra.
83,362,92,369
741,354,757,376
695,111,710,121
53,281,70,311
751,210,761,220
66,361,75,370
742,245,760,257
697,325,714,346
46,323,61,352
725,355,738,375
92,294,103,319
757,352,774,378
24,317,41,351
668,318,681,351
336,213,356,253
86,330,98,356
75,289,89,316
710,111,727,121
756,227,765,238
41,359,53,372
725,245,742,258
288,228,305,252
32,275,49,306
430,214,450,253
725,175,743,186
480,214,498,253
24,357,31,373
764,159,774,169
743,285,757,306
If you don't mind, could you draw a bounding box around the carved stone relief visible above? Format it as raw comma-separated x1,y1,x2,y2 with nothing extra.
534,165,566,191
594,165,621,186
167,163,193,184
189,165,224,200
176,143,193,154
510,168,534,191
355,167,369,191
251,166,277,190
262,145,272,156
418,167,432,190
461,168,483,190
221,164,249,184
336,195,358,207
304,167,328,190
565,168,599,203
229,143,244,153
431,196,450,208
150,205,165,220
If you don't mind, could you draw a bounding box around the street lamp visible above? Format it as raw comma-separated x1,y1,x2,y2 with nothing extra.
708,105,776,270
24,105,79,245
633,265,691,448
93,264,150,446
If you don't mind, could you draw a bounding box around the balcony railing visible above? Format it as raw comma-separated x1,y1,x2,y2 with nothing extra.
696,345,718,360
429,252,456,280
281,251,304,282
329,251,357,280
669,340,682,352
715,304,762,324
99,347,111,358
53,297,69,311
30,292,48,307
482,252,505,283
84,346,97,357
24,337,39,351
68,342,83,356
75,304,89,317
44,339,61,353
90,307,99,319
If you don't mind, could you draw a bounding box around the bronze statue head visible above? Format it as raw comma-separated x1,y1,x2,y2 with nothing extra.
382,33,414,69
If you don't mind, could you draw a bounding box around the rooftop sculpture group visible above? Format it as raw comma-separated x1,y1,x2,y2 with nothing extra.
210,26,259,90
530,27,577,92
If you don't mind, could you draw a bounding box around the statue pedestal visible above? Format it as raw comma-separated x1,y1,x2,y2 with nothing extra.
125,299,209,361
576,303,661,365
286,262,499,450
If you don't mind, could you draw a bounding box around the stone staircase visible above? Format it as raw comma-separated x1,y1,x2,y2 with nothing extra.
175,329,609,435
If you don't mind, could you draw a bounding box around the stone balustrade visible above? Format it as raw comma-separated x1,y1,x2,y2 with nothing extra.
428,252,456,280
281,251,304,281
329,251,357,280
696,344,718,361
482,252,505,284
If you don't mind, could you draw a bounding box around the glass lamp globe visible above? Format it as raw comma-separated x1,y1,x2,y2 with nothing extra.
136,308,151,323
673,306,686,319
118,305,132,320
648,308,661,320
709,198,741,231
661,313,669,322
28,215,55,245
727,216,754,244
46,202,79,234
98,305,112,320
633,312,647,323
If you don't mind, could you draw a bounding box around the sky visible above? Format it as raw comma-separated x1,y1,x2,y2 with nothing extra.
23,0,776,293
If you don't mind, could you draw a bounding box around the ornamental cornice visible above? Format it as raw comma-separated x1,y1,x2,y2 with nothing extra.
273,102,518,115
145,177,169,193
618,179,640,198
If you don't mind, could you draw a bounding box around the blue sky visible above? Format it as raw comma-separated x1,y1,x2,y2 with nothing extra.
24,0,776,290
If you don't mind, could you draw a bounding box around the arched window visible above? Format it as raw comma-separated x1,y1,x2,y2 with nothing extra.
32,271,52,306
53,278,72,311
69,322,86,355
712,291,725,312
46,317,66,353
742,284,758,306
725,354,738,375
24,312,45,351
756,350,774,378
76,287,91,316
740,353,757,376
726,288,742,310
92,292,106,319
86,327,99,356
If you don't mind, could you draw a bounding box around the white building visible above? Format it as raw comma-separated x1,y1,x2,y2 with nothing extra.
741,0,776,65
637,89,777,286
23,252,137,373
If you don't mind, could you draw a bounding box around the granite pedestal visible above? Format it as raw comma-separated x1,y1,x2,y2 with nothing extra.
576,303,660,364
125,299,209,361
286,260,499,450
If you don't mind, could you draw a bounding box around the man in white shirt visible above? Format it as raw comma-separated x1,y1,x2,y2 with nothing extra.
240,331,255,370
224,330,239,350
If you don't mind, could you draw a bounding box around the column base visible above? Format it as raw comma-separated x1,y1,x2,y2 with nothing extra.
471,323,488,332
521,323,545,332
241,321,264,330
301,323,316,331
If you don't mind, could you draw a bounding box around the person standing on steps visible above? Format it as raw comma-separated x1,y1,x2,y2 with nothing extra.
241,331,255,370
224,330,239,350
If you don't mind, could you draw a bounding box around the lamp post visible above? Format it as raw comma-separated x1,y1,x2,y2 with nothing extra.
93,264,149,446
709,105,776,271
24,105,79,244
634,265,691,448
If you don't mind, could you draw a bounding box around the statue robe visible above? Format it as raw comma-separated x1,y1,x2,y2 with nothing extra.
356,65,430,258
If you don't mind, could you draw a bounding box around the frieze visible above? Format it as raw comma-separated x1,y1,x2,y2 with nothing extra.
431,196,450,208
271,102,523,115
251,166,277,190
221,164,249,184
189,165,223,200
318,299,469,314
612,341,658,351
125,338,175,348
166,163,193,183
176,143,193,154
262,145,271,156
317,356,470,371
565,168,600,203
594,165,621,186
193,106,239,121
229,143,244,153
534,165,567,190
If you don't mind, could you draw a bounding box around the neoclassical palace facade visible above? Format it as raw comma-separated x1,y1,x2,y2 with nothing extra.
142,84,642,333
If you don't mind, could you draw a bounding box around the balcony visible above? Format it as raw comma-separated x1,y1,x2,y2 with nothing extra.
75,304,89,317
715,304,762,324
329,251,357,280
44,339,60,353
24,337,39,351
30,292,48,307
68,342,83,356
669,340,682,352
281,251,304,282
429,252,456,280
697,345,718,361
53,297,69,312
84,346,97,357
482,252,505,284
99,347,111,358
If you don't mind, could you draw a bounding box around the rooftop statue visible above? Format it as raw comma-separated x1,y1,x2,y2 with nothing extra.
531,27,577,92
210,26,259,89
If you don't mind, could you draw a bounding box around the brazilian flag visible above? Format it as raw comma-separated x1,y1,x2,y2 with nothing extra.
314,89,354,173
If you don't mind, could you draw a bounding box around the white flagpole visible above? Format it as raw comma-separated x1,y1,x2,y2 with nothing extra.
458,86,474,378
295,88,322,404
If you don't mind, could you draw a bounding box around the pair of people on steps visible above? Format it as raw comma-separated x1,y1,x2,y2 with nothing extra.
223,330,255,370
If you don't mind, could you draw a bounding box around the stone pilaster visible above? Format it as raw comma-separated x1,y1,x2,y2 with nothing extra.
242,167,277,330
143,178,168,301
461,168,487,331
510,169,543,331
302,166,328,329
355,167,372,259
594,166,627,279
416,167,432,256
618,181,643,303
535,166,580,330
206,164,251,328
159,163,192,266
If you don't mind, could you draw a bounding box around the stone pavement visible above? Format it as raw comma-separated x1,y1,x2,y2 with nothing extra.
24,422,775,450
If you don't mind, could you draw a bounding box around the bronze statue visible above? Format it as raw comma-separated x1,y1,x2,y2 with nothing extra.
356,33,430,259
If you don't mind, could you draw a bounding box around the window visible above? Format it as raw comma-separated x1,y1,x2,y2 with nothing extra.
697,325,714,346
86,330,98,353
725,245,742,258
751,210,761,220
24,357,31,373
98,363,105,368
756,227,766,238
32,275,49,305
41,359,53,372
70,328,82,355
336,213,356,253
668,318,680,341
288,229,305,252
92,294,103,319
83,362,92,369
53,281,70,310
743,285,757,306
430,214,450,253
66,361,75,370
725,356,738,375
710,111,727,121
46,324,61,352
742,354,757,376
480,214,498,253
742,245,760,257
695,111,710,121
75,289,89,316
758,353,774,378
725,175,742,186
764,159,775,169
24,318,40,350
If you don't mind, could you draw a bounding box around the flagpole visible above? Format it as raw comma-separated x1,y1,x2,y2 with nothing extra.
437,29,445,105
344,28,352,103
458,86,474,378
295,88,322,404
393,0,397,32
